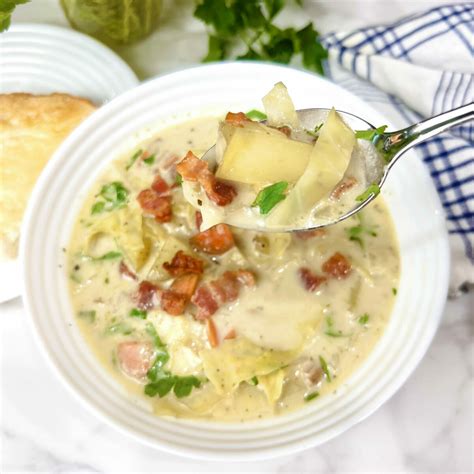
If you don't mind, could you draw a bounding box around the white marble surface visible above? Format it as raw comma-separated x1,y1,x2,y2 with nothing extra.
2,1,473,472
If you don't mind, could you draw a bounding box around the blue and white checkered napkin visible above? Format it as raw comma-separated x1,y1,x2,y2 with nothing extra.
322,3,474,295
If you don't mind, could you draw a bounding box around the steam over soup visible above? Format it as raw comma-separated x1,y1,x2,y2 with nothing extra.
68,115,399,421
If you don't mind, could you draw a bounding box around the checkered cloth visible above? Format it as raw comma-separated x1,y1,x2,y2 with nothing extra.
322,3,474,295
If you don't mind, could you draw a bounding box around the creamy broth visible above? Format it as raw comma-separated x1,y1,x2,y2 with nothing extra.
68,117,399,422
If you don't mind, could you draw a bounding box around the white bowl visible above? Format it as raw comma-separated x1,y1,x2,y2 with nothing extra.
0,23,139,302
21,62,449,460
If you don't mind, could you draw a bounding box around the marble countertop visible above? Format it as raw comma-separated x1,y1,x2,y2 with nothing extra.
2,1,473,472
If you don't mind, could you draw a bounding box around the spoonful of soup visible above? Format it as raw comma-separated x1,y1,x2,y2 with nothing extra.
177,82,473,232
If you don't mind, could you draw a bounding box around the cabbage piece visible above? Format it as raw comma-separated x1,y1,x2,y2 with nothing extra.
268,109,356,225
258,368,286,404
262,82,299,128
215,121,312,185
200,338,294,395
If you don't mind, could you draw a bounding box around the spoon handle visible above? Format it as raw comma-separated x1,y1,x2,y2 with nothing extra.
378,102,474,162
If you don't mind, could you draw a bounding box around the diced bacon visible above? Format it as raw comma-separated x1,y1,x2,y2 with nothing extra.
331,176,357,199
176,151,236,206
225,111,251,126
151,175,171,195
117,341,154,380
322,252,352,279
119,261,137,281
161,273,200,316
190,224,235,255
137,189,172,223
294,229,327,240
276,125,292,137
192,269,256,320
163,250,204,276
298,267,327,292
224,328,236,340
206,318,219,348
195,211,203,231
136,280,159,310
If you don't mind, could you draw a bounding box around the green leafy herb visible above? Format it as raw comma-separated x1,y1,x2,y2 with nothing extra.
319,355,331,382
91,182,129,215
145,375,176,397
252,181,288,214
355,125,387,141
358,313,369,325
245,109,267,121
249,375,259,385
129,308,147,319
345,213,377,248
356,183,381,202
105,322,133,335
324,315,351,338
93,251,122,261
143,154,156,166
304,391,319,402
175,173,183,185
173,376,202,398
392,287,398,296
194,0,327,75
78,310,96,323
306,122,323,138
125,149,142,170
0,0,29,32
145,323,170,381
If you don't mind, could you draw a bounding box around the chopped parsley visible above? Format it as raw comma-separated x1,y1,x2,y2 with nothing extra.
319,356,331,382
129,308,147,319
105,322,133,335
91,182,129,215
358,313,369,325
93,251,122,261
356,183,381,202
78,310,96,323
392,287,398,295
345,213,377,248
324,315,351,338
125,149,142,170
252,181,288,214
355,125,387,141
304,391,319,402
175,173,183,185
143,154,156,166
245,109,267,121
249,376,259,386
306,122,323,138
0,0,29,32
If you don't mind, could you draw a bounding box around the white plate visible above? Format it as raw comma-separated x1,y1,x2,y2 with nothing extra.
0,23,139,302
21,62,449,460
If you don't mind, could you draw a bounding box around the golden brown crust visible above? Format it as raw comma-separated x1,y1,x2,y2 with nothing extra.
0,93,96,260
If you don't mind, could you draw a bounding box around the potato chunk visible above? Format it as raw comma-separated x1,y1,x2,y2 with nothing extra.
262,82,299,128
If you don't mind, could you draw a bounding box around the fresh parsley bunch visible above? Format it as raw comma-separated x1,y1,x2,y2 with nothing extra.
0,0,29,32
194,0,328,75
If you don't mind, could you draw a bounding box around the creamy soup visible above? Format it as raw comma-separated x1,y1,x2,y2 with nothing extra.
68,116,399,422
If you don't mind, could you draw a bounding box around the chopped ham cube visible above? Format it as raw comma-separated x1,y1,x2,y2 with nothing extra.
192,270,256,320
163,250,204,276
136,280,159,310
190,224,235,255
161,273,200,316
298,267,326,292
176,151,236,206
137,189,172,223
117,341,154,380
322,252,352,279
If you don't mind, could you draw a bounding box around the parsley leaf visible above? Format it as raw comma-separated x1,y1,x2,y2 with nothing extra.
173,376,202,398
145,376,176,397
125,149,142,170
249,375,259,385
324,315,351,338
203,35,228,62
355,125,387,141
392,287,398,296
246,109,267,121
91,182,129,215
345,214,377,248
356,183,381,202
252,181,288,214
319,355,331,382
304,391,319,402
306,122,323,138
129,308,147,319
143,154,155,166
78,310,96,323
105,322,133,335
175,173,183,185
297,23,328,75
0,0,29,32
358,313,369,325
93,251,122,261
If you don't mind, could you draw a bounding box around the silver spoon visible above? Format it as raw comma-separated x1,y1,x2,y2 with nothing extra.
201,102,473,232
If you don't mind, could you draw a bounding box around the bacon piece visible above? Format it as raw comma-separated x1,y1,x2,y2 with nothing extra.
151,175,171,195
224,328,236,340
298,267,327,292
119,261,137,281
322,252,352,279
137,189,172,223
176,151,236,206
191,224,235,255
294,229,327,240
331,177,357,199
276,125,292,137
163,250,204,277
195,211,203,231
206,318,219,348
225,111,251,126
136,280,159,310
117,341,154,380
161,273,200,316
192,270,256,320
